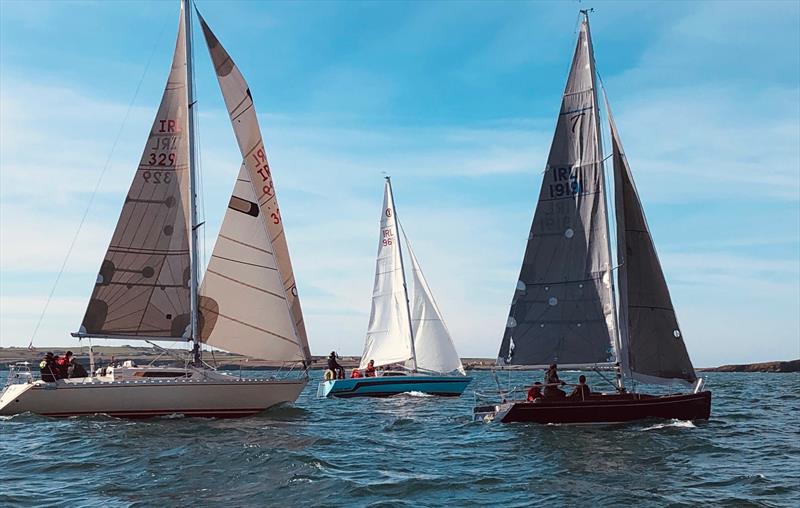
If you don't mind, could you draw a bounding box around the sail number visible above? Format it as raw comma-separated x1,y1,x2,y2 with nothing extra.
252,146,276,200
548,166,582,199
142,171,171,184
382,227,394,246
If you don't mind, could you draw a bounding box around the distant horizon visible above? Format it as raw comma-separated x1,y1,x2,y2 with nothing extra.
1,1,798,366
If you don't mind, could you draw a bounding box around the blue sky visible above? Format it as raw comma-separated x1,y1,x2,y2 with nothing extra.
1,0,798,367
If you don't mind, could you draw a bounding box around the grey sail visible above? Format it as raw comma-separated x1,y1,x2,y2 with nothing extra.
79,12,191,340
607,98,697,386
497,18,618,367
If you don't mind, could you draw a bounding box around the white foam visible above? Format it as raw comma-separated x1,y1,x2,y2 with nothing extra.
404,391,433,398
641,419,696,431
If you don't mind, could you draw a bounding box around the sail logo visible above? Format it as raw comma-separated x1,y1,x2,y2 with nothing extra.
385,208,392,217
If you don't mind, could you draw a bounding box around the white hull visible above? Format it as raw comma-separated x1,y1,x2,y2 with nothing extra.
0,375,307,418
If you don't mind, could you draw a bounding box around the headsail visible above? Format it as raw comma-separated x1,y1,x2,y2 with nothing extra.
607,96,697,386
402,228,465,375
497,16,618,367
198,165,305,362
79,12,191,340
360,180,414,369
198,13,311,363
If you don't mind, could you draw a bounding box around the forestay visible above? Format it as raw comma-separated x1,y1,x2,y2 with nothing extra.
608,97,697,386
198,165,305,362
79,13,191,340
198,13,311,363
497,18,618,367
360,181,414,369
403,230,465,375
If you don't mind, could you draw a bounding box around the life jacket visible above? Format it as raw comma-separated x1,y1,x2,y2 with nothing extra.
351,369,362,378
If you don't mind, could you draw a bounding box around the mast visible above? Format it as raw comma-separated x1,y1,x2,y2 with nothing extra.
582,9,624,390
386,176,418,372
183,0,201,365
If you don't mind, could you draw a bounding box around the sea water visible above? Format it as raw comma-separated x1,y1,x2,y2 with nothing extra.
1,370,798,507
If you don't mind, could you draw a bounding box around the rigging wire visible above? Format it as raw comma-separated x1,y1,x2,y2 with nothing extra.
27,12,171,349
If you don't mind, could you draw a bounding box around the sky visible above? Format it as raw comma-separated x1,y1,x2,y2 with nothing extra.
0,0,798,367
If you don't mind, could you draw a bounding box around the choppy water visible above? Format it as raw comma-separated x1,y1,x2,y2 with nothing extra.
1,370,798,507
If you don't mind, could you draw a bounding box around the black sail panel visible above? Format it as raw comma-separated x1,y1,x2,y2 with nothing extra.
498,18,617,366
609,105,697,385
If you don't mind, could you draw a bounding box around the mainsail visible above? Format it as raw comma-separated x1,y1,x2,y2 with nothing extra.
403,230,465,375
198,13,311,363
79,13,191,340
198,166,305,362
607,99,697,386
360,180,414,369
497,17,618,367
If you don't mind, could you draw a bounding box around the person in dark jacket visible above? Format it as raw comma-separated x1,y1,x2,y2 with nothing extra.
327,351,345,380
39,352,57,382
568,375,591,401
544,363,566,399
68,355,89,378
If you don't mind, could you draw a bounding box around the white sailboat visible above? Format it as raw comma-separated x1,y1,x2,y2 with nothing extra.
318,177,471,398
475,10,711,424
1,1,311,418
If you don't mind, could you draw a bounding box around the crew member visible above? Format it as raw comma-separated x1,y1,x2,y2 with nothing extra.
568,375,591,401
527,381,544,402
327,351,345,380
39,352,57,382
544,363,566,399
365,359,377,377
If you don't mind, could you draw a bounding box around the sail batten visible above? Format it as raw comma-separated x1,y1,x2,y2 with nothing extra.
198,12,311,363
497,17,617,367
78,12,192,342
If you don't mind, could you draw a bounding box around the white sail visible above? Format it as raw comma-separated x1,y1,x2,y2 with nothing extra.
403,230,465,375
79,11,191,341
199,165,305,362
359,180,414,369
198,13,310,363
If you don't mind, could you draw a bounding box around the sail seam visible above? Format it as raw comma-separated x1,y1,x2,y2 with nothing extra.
206,269,286,300
210,253,278,270
218,234,272,254
203,309,299,346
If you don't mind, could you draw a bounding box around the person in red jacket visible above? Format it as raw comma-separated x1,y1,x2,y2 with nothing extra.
351,368,362,378
55,351,73,379
365,359,377,377
527,382,544,402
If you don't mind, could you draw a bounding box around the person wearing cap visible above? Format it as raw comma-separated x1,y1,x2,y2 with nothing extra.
39,352,57,382
327,351,345,380
544,363,566,399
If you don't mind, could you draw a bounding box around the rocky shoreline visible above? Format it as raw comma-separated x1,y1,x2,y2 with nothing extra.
1,347,796,373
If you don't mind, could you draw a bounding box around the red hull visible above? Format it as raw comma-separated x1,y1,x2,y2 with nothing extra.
486,391,711,424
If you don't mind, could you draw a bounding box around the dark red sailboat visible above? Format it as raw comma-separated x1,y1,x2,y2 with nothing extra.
475,10,712,425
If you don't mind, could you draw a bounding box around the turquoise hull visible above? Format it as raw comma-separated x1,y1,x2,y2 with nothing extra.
317,374,472,398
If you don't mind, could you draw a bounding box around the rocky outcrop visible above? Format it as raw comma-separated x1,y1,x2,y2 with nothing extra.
699,359,799,373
